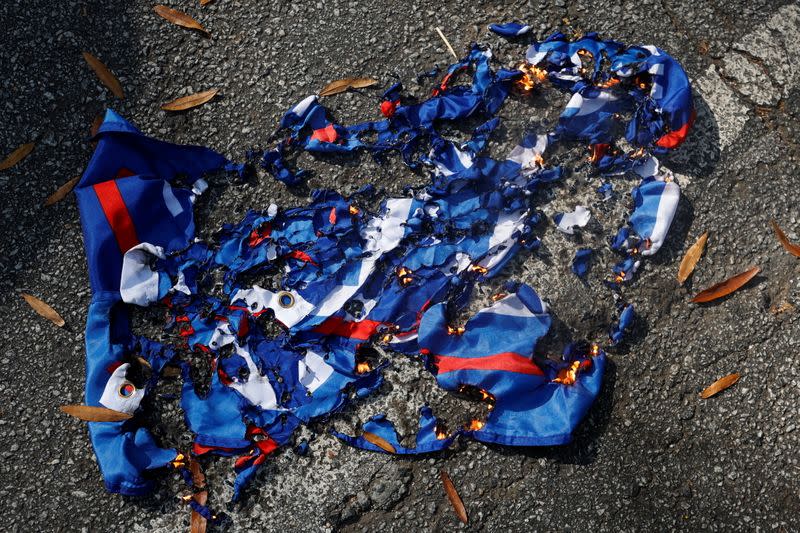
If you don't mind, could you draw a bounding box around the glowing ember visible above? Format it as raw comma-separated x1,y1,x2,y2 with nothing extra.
466,419,484,431
355,361,371,374
468,264,488,274
380,333,393,344
397,266,414,286
553,361,581,385
516,63,548,91
614,271,626,284
435,424,448,440
533,153,545,167
447,325,465,335
171,453,186,469
597,77,620,89
590,344,600,357
349,205,360,215
491,292,508,302
589,143,609,164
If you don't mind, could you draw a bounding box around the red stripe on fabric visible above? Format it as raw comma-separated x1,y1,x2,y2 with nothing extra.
313,316,385,340
434,352,544,376
286,250,318,266
655,109,696,149
93,180,139,253
311,124,338,143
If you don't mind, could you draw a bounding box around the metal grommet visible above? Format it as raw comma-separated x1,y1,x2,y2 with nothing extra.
277,291,295,308
118,382,136,399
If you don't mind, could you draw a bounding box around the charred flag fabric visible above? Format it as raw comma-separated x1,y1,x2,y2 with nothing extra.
73,29,693,505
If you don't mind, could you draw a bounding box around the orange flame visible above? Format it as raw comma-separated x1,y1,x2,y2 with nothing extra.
435,424,448,440
553,361,581,385
349,205,360,215
590,344,600,357
447,325,465,336
517,63,548,91
356,361,371,374
597,77,620,89
468,264,488,275
466,419,484,431
397,266,414,286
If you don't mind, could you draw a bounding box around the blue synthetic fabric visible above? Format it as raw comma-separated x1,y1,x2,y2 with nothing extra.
72,28,694,503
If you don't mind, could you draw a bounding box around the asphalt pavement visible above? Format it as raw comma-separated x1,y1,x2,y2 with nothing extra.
1,0,800,531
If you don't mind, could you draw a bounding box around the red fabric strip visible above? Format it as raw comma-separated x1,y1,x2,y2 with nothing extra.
434,352,544,376
93,180,139,254
655,109,696,149
313,316,385,340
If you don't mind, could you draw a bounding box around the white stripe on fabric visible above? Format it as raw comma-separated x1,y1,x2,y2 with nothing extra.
642,178,680,256
227,343,279,410
482,292,545,318
313,198,413,318
162,181,184,217
298,350,334,393
292,95,317,116
120,242,165,306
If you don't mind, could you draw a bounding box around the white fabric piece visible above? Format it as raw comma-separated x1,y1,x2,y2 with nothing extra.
120,242,166,306
162,181,184,217
555,206,591,235
483,291,547,317
641,178,680,256
564,91,618,117
292,95,317,115
633,156,660,179
231,285,315,328
478,210,528,271
507,134,548,170
297,350,334,393
227,344,279,410
99,363,144,415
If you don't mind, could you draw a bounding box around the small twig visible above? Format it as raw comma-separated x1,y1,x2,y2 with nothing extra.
435,27,459,60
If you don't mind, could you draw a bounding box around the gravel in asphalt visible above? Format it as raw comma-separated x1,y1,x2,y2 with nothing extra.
1,1,799,531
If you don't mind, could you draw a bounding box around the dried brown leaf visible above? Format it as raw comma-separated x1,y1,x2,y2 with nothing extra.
135,355,152,368
153,5,209,35
362,431,396,454
349,78,378,89
0,143,35,171
318,78,378,97
90,114,103,138
677,231,708,285
700,373,740,399
691,266,760,303
21,293,65,327
44,176,80,206
161,89,219,111
200,0,214,5
771,220,800,258
189,458,206,489
82,52,124,98
191,490,208,533
60,404,133,422
440,470,468,525
162,365,182,378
